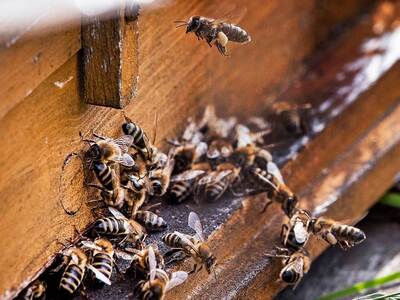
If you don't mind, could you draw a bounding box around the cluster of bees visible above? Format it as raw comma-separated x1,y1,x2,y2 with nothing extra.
19,102,366,300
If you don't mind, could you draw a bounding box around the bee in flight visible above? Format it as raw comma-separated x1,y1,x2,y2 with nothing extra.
309,216,366,250
265,247,310,288
136,246,188,300
162,212,216,274
175,16,251,55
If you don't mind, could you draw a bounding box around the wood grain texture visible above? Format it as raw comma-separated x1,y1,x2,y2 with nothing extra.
0,25,81,121
81,3,139,108
0,0,377,298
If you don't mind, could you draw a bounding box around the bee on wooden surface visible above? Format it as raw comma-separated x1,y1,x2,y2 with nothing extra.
249,163,298,216
265,247,310,288
167,163,210,204
135,210,167,232
21,280,46,300
80,238,115,285
93,207,145,245
310,217,366,250
148,156,175,197
162,212,216,274
281,209,312,251
81,132,135,168
136,246,188,300
269,102,312,137
59,247,111,294
86,161,127,209
195,162,240,202
128,245,165,278
175,16,251,55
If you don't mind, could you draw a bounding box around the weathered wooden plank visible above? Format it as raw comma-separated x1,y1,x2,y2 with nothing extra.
0,0,377,298
81,2,139,108
0,22,81,121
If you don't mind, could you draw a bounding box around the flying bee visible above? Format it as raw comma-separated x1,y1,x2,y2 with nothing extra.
162,212,216,274
58,247,111,294
175,16,251,55
135,210,167,232
21,280,46,300
167,163,210,204
281,209,312,251
265,247,310,288
309,217,366,250
81,132,135,168
136,246,188,300
128,245,165,278
169,140,208,175
148,155,175,197
80,238,115,285
195,162,240,202
93,207,145,245
249,164,298,216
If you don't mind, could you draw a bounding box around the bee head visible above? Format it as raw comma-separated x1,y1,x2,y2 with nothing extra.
149,281,164,299
198,244,216,272
122,122,136,135
187,16,201,33
283,194,298,217
86,143,102,161
151,180,163,196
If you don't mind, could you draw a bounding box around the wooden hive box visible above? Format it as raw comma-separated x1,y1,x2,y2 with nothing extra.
1,0,400,299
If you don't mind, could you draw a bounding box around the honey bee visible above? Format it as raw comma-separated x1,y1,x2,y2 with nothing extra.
21,280,46,300
175,16,251,55
265,247,310,288
136,246,188,300
281,209,312,251
249,164,298,216
81,132,135,167
80,238,115,285
124,174,152,216
169,141,208,175
206,139,234,165
59,247,111,294
135,210,167,232
93,207,145,245
270,102,311,137
230,145,273,170
148,156,175,197
195,162,240,202
128,245,165,278
167,166,209,204
162,212,216,274
310,217,366,250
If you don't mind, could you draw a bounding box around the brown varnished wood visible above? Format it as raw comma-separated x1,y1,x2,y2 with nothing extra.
0,0,378,298
81,2,139,108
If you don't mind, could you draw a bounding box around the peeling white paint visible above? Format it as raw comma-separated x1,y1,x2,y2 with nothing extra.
53,76,73,89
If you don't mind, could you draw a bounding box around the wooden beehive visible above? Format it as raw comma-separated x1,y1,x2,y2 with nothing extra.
1,0,400,299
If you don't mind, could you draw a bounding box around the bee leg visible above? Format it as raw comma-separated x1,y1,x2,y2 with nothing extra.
281,224,290,246
188,264,198,275
260,199,273,213
164,249,187,264
92,131,107,140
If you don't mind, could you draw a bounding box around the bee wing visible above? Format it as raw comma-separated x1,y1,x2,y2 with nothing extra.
215,169,233,181
197,171,218,186
194,142,208,160
292,257,304,276
114,153,135,167
114,249,134,261
174,231,198,252
188,212,205,242
171,170,206,182
236,124,253,147
80,240,102,251
108,207,127,220
148,246,157,281
211,7,248,25
166,271,188,291
113,135,134,151
87,264,111,285
267,162,284,184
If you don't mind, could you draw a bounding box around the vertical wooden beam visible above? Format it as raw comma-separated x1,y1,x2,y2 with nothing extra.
81,2,139,108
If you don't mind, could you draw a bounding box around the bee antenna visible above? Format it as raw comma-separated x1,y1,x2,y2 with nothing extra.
174,20,187,23
175,23,188,28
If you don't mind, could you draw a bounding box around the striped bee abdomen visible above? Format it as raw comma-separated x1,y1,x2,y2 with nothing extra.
59,264,84,294
220,23,251,43
135,210,167,231
205,180,227,201
93,217,127,235
168,181,194,204
93,162,113,190
122,123,148,153
162,233,185,248
332,224,366,243
92,253,113,280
